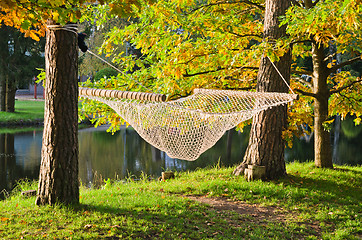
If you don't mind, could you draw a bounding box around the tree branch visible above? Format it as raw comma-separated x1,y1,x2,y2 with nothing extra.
189,0,265,14
291,0,303,7
338,91,361,106
323,52,337,62
330,78,362,94
304,0,321,8
312,0,321,7
295,88,316,98
184,66,258,77
329,55,362,73
293,76,313,88
290,39,312,46
291,69,313,76
178,52,217,65
226,31,262,39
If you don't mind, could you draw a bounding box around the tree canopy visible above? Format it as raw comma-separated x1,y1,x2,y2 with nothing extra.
282,0,362,126
2,0,362,170
80,0,362,168
0,0,87,40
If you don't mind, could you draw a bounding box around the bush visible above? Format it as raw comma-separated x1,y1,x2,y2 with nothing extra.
93,67,118,82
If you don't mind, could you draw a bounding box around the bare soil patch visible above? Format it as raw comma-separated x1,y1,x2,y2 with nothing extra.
185,195,321,236
186,195,286,223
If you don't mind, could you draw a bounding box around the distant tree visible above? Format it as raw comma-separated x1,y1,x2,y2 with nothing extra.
281,0,362,168
0,26,44,112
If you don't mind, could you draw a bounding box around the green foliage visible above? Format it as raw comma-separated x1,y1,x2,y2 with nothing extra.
92,0,265,96
79,0,362,143
94,67,119,82
341,117,362,139
279,0,362,145
4,0,360,157
0,26,45,91
36,68,46,86
79,0,268,131
78,13,128,78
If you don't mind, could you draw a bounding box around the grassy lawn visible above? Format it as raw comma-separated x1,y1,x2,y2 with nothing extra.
0,162,361,239
0,100,44,125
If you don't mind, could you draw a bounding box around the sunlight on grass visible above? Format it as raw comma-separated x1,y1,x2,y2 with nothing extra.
0,162,361,239
0,100,44,124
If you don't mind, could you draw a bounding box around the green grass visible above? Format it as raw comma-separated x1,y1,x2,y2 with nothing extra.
0,100,44,124
0,162,361,239
0,126,43,134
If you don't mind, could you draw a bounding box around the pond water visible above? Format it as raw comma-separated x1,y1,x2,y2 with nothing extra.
1,120,361,197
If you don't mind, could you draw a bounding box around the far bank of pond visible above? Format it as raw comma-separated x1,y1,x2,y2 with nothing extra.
1,119,361,197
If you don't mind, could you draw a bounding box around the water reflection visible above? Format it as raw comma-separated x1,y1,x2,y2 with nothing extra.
0,131,42,198
0,121,361,197
78,126,247,186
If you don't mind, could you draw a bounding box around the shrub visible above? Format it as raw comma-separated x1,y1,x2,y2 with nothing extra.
93,67,118,82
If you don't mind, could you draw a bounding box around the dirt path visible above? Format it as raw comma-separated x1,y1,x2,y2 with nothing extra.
185,195,321,236
186,195,286,223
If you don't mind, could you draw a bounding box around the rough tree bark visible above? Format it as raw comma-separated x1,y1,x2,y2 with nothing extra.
234,0,292,180
311,43,333,168
36,22,79,205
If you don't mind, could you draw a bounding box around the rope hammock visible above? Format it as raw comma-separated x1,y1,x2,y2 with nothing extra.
47,24,298,161
79,88,298,161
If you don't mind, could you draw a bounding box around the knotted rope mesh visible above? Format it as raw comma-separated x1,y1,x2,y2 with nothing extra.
80,88,297,161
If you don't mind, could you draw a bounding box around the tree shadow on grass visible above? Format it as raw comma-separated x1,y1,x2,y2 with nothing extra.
70,196,305,239
282,169,362,206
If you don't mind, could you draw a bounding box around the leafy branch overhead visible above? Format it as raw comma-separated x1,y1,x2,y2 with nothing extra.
2,0,361,139
281,0,362,126
0,0,91,40
80,0,362,140
92,0,268,96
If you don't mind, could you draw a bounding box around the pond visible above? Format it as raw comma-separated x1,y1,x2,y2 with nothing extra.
1,119,361,197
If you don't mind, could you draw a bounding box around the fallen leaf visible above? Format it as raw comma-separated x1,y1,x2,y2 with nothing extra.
84,224,93,229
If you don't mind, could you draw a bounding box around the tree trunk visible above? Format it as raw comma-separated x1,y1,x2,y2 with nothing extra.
151,146,161,162
0,26,7,112
311,43,333,168
234,0,291,180
0,73,5,111
332,115,340,164
5,75,16,112
36,23,79,205
226,129,233,162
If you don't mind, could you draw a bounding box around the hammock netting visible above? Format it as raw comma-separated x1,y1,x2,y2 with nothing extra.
80,88,297,161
